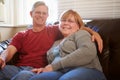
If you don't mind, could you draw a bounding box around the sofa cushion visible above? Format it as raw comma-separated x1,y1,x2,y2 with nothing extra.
86,19,120,80
0,39,11,54
0,39,19,65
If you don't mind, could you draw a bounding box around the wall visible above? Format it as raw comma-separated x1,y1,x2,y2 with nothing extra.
0,25,27,42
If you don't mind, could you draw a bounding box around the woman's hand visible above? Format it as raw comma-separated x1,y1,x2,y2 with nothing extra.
43,64,53,72
31,64,53,74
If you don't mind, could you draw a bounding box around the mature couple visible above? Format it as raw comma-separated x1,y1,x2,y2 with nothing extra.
0,1,106,80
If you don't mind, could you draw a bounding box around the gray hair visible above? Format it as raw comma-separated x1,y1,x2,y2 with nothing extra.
31,1,48,11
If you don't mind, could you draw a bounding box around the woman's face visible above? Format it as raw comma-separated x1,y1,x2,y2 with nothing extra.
59,15,79,37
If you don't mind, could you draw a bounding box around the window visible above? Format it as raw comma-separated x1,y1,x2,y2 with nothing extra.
0,2,4,22
2,0,119,26
58,0,120,19
15,0,58,25
0,0,14,26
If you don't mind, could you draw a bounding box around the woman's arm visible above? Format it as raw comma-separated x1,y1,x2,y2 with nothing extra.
50,30,98,70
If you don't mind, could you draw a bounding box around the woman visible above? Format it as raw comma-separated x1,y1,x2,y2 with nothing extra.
30,9,106,80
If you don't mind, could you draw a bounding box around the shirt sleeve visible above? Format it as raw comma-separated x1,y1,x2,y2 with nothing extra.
52,25,63,41
9,31,25,51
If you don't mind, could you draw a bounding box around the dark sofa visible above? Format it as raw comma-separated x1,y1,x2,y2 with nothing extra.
0,19,120,80
86,19,120,80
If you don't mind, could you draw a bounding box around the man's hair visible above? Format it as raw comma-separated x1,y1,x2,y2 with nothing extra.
31,1,48,11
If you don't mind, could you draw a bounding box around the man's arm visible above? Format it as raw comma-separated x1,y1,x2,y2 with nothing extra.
0,45,17,69
82,27,103,53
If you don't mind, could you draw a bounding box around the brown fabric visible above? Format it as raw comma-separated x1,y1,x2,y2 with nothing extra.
86,19,120,80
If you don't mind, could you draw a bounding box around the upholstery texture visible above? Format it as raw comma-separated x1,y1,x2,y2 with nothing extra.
86,19,120,80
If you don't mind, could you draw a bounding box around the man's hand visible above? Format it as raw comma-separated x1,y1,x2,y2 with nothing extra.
31,64,53,74
0,57,6,69
92,32,103,53
82,27,103,53
31,68,44,74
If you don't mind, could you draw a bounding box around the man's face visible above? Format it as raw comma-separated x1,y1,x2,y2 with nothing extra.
30,5,48,26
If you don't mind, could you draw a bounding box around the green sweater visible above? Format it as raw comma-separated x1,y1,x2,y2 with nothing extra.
47,30,102,72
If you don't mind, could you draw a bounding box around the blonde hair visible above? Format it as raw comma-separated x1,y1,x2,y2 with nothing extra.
60,9,84,29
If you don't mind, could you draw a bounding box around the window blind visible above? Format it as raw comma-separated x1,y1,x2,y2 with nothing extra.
57,0,120,19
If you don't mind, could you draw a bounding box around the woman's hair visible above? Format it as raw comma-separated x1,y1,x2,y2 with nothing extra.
60,9,84,28
31,1,48,11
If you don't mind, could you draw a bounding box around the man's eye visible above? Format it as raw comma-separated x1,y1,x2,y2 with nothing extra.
35,12,47,15
43,12,47,15
36,12,40,14
61,19,66,22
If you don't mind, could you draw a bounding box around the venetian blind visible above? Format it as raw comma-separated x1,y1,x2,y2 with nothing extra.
57,0,120,19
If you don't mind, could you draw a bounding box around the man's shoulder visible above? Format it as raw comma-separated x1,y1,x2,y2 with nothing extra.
14,29,31,38
45,25,59,33
17,29,31,33
46,25,58,29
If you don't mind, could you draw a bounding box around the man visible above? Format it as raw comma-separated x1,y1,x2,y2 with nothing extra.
0,1,102,80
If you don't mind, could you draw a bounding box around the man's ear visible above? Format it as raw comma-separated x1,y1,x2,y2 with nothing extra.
30,11,33,18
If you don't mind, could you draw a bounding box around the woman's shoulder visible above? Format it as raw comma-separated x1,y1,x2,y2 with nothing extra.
51,39,62,47
73,30,91,37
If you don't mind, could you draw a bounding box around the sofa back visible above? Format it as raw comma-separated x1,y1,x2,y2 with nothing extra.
0,25,27,42
86,19,120,80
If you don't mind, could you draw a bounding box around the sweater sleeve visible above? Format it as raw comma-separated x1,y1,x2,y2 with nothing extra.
51,30,97,70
